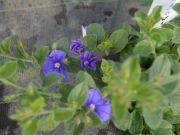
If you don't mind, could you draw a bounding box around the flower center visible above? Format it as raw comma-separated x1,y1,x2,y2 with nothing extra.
84,61,89,66
89,104,96,111
54,62,61,68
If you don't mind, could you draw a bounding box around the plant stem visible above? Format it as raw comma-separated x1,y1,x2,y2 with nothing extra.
0,54,33,63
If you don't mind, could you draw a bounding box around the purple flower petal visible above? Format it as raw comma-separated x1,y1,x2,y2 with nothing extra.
70,39,85,54
41,50,67,80
84,88,112,124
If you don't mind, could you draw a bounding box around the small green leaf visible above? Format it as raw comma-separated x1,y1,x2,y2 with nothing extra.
82,35,97,53
54,108,75,122
173,3,180,14
138,0,153,6
42,73,62,87
56,37,69,52
38,113,59,132
0,61,17,79
65,120,85,135
133,40,154,56
65,57,81,73
143,107,163,130
22,119,38,135
87,23,105,43
129,110,143,134
30,97,45,112
0,37,11,54
149,6,162,26
76,71,96,87
16,41,28,59
68,82,88,108
109,29,129,53
60,84,74,102
33,46,49,65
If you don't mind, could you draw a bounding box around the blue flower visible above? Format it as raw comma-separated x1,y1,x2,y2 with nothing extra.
70,39,85,54
79,51,99,71
42,50,67,80
84,88,112,124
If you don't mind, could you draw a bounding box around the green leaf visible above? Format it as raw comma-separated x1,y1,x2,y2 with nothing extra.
149,54,171,81
60,84,74,102
82,35,97,53
138,0,153,6
149,6,162,26
172,27,180,44
109,29,129,53
0,37,11,54
150,28,173,46
38,113,59,132
173,3,180,14
134,11,149,33
142,107,163,130
164,110,180,124
133,40,154,56
68,82,88,108
22,119,38,135
16,41,28,59
129,110,143,134
42,73,62,87
120,56,141,82
65,120,84,135
0,61,17,79
54,108,75,122
86,111,102,127
150,120,173,135
56,37,69,52
87,23,105,43
30,97,45,112
113,110,131,131
65,57,81,73
33,46,49,65
97,40,112,55
76,71,96,87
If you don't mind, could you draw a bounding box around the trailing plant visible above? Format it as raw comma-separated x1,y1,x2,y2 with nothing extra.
0,6,180,135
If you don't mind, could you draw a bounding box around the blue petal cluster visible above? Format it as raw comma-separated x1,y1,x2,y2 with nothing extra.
84,88,112,124
42,50,67,80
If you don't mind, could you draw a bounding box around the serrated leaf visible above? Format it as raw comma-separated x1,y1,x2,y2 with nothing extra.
42,73,62,87
87,23,105,43
68,82,88,108
109,29,129,53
